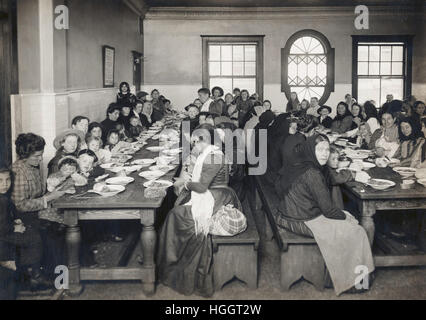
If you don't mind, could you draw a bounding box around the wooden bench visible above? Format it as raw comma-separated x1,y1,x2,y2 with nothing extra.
253,176,326,291
212,207,260,290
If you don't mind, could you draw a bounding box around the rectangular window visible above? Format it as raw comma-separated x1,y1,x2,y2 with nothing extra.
352,35,413,107
202,36,264,99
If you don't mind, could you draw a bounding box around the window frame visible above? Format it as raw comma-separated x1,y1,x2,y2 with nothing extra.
351,35,414,104
202,35,265,100
281,29,335,105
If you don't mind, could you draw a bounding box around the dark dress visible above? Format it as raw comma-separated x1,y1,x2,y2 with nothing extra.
157,153,241,297
209,98,225,116
118,114,132,131
318,116,333,129
116,92,136,106
100,118,118,143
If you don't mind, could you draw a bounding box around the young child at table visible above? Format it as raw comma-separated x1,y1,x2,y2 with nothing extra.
46,156,78,194
326,146,355,209
104,129,131,154
0,166,43,298
115,123,132,143
128,116,144,140
86,135,111,165
72,149,106,187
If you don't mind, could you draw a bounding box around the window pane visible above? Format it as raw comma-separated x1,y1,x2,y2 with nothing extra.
209,62,221,76
358,62,368,75
233,62,244,76
392,62,403,75
209,45,221,61
245,62,256,76
221,62,232,76
369,46,380,61
209,78,233,95
309,38,324,54
221,46,232,61
307,60,316,80
233,46,244,61
245,46,256,61
380,62,391,75
381,46,392,61
369,62,380,75
290,42,305,54
233,78,256,95
358,78,380,106
317,61,327,80
381,78,403,105
288,60,298,80
358,46,369,61
392,46,403,61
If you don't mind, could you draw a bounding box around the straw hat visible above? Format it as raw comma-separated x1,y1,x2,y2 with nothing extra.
53,129,85,150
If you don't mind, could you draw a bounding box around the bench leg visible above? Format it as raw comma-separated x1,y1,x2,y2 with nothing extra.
280,244,325,292
213,245,258,290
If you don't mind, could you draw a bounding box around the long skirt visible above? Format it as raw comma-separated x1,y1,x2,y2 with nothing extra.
305,213,375,295
157,187,241,297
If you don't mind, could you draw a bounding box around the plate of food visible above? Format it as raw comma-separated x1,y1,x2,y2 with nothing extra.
105,177,134,186
393,167,417,178
149,165,175,172
361,162,376,170
110,154,133,162
162,148,182,156
109,165,141,174
146,146,165,152
90,183,125,197
143,179,173,189
132,158,156,166
138,170,165,180
100,163,119,170
366,179,396,190
334,140,347,147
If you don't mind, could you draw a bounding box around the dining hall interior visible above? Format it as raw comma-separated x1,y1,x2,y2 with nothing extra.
0,0,425,300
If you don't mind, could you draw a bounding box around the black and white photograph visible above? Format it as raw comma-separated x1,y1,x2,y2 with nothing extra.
0,0,425,306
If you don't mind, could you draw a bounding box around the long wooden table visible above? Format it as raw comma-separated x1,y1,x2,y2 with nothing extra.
342,166,426,267
53,136,180,296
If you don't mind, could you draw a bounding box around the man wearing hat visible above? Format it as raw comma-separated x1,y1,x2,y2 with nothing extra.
317,105,333,129
136,91,149,102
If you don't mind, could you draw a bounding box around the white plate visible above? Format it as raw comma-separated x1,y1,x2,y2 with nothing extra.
146,146,164,152
132,159,156,166
138,170,165,180
100,163,118,169
150,165,175,172
162,148,182,155
105,177,135,185
109,166,141,174
361,162,376,170
90,185,125,197
417,178,426,187
143,180,173,188
367,179,396,190
334,140,347,147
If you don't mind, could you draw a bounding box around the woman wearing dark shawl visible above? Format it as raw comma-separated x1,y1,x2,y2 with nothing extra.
330,102,354,134
274,134,375,296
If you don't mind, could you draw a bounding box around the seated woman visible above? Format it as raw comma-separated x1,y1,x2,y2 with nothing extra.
151,89,166,115
48,129,85,175
392,118,425,167
410,101,426,132
351,103,366,128
236,90,253,127
224,93,234,111
157,125,242,297
368,112,400,158
330,102,354,134
117,102,132,131
101,103,121,144
275,134,374,296
286,92,300,113
140,101,162,128
263,100,272,111
209,86,225,116
362,101,380,138
317,105,333,129
11,134,66,290
116,82,136,106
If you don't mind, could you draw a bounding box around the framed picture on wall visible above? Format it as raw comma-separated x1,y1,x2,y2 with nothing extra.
102,45,115,88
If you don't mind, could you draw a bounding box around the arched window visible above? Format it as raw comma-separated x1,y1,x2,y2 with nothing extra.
281,30,335,105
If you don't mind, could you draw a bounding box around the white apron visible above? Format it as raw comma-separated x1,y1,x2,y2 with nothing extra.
304,211,375,295
183,145,223,236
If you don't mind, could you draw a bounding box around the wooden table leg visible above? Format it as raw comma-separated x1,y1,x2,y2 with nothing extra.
140,209,156,296
64,210,83,296
359,200,376,246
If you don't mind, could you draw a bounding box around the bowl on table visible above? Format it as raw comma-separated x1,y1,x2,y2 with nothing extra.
149,164,176,172
90,183,126,197
393,167,417,178
401,179,415,190
132,158,156,167
366,179,396,190
143,179,173,189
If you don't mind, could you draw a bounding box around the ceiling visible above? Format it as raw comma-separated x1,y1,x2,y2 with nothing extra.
143,0,425,7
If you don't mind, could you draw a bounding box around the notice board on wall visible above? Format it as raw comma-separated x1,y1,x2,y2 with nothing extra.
103,45,115,88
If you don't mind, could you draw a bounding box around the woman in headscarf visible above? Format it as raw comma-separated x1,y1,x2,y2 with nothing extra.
116,82,136,106
392,117,425,167
275,134,374,296
331,102,354,134
157,125,242,297
140,101,158,129
368,112,400,158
